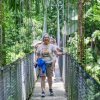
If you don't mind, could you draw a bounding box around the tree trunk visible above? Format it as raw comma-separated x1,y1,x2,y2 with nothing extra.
77,0,85,69
0,0,6,66
0,0,3,67
0,0,4,99
35,0,40,15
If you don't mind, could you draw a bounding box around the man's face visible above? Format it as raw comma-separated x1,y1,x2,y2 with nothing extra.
43,35,50,44
50,39,55,44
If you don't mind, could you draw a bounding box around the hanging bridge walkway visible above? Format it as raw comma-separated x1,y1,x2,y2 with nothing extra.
29,59,67,100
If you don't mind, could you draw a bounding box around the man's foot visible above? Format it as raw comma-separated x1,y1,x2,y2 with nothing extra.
41,92,45,97
49,89,54,96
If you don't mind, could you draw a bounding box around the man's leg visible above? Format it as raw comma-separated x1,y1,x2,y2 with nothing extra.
47,76,54,96
41,76,46,92
46,65,54,96
41,76,46,97
47,76,52,89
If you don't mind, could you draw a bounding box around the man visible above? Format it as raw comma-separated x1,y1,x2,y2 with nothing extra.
50,37,61,81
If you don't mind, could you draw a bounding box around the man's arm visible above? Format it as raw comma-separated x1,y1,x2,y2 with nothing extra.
34,53,40,66
54,50,67,56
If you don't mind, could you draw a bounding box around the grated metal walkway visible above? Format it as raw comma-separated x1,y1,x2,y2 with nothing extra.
29,61,67,100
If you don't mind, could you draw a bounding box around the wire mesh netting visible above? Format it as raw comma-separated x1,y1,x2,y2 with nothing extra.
60,54,100,100
0,51,39,100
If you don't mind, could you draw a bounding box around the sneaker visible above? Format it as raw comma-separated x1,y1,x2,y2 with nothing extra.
54,78,56,82
41,92,45,97
49,89,54,96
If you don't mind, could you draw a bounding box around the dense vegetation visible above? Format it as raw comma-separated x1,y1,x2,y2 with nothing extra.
0,0,43,65
66,0,100,83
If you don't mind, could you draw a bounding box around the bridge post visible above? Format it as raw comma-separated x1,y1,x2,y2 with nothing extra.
0,69,4,100
62,21,66,83
21,59,26,100
33,52,38,82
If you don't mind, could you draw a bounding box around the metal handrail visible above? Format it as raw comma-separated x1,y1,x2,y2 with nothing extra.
0,51,39,100
59,54,100,100
0,52,100,100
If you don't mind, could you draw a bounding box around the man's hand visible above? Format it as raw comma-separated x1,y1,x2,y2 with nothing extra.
63,51,67,55
34,62,37,66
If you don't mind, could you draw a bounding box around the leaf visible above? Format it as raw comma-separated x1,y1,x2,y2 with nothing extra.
97,0,100,3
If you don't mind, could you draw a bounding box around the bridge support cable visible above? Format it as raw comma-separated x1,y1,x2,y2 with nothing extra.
56,0,60,46
50,0,65,46
42,0,47,35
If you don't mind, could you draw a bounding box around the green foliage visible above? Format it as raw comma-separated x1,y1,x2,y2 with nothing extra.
66,31,100,83
92,30,100,41
85,1,100,37
66,32,78,58
66,0,100,83
84,48,93,64
1,0,100,83
1,0,43,65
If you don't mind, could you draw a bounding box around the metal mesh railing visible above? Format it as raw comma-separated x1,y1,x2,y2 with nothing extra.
0,51,39,100
60,54,100,100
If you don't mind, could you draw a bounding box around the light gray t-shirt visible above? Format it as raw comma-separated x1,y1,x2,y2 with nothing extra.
53,44,60,56
36,43,56,61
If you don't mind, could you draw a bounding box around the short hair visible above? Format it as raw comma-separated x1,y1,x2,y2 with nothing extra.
42,33,50,42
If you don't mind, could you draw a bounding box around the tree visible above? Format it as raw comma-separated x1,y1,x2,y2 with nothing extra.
0,0,4,67
0,1,4,99
77,0,85,69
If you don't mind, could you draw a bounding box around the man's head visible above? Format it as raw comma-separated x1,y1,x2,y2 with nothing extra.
50,37,55,44
42,33,50,45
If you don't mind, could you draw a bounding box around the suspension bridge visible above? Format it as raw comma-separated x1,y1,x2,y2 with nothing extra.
0,0,100,100
0,52,100,100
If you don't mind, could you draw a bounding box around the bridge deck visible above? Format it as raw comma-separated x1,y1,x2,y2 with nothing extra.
29,62,67,100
